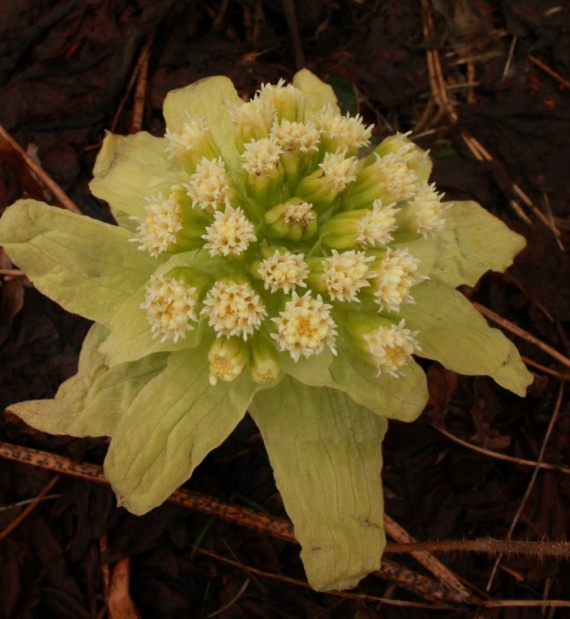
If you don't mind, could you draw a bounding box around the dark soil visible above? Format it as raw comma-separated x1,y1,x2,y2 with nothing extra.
1,1,569,617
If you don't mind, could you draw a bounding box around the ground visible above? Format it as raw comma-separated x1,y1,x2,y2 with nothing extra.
1,1,570,617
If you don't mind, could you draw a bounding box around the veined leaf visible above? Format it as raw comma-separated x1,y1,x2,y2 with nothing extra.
90,131,186,224
330,345,428,422
250,377,387,591
104,339,257,515
0,200,158,324
431,201,526,287
400,281,533,396
163,76,243,175
8,324,168,437
293,69,340,115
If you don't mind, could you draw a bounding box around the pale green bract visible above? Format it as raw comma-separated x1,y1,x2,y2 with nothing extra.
0,70,532,592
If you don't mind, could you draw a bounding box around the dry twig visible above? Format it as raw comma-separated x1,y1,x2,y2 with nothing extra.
473,302,570,370
0,124,81,214
0,440,474,606
486,381,566,590
0,475,61,542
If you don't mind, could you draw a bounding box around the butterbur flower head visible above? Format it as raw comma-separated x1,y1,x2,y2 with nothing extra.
257,250,309,293
270,119,320,154
185,156,232,211
317,103,373,152
0,70,532,595
406,182,447,237
257,78,306,121
357,200,400,248
363,319,419,377
320,250,375,302
165,115,219,169
321,199,400,250
318,149,358,192
142,274,199,342
264,198,318,242
370,248,423,313
202,205,256,257
133,194,183,257
241,137,283,176
208,337,249,385
295,149,358,208
228,97,276,147
272,291,337,361
201,279,267,340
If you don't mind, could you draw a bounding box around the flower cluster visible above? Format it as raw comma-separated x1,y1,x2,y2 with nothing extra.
0,70,531,593
132,78,445,386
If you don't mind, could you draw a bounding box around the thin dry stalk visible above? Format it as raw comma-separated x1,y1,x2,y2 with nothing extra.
385,514,478,603
433,424,570,473
0,124,81,214
386,538,570,558
130,30,154,134
486,381,565,590
0,475,61,541
0,440,474,605
528,55,570,89
196,547,453,609
473,302,570,370
110,31,154,135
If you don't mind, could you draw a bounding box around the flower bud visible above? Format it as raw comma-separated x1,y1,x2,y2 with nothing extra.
345,314,419,377
228,99,276,151
241,138,285,204
165,116,220,172
321,199,400,250
296,150,357,210
257,79,306,122
374,133,432,183
208,337,249,385
341,152,419,210
250,335,281,383
264,198,318,242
